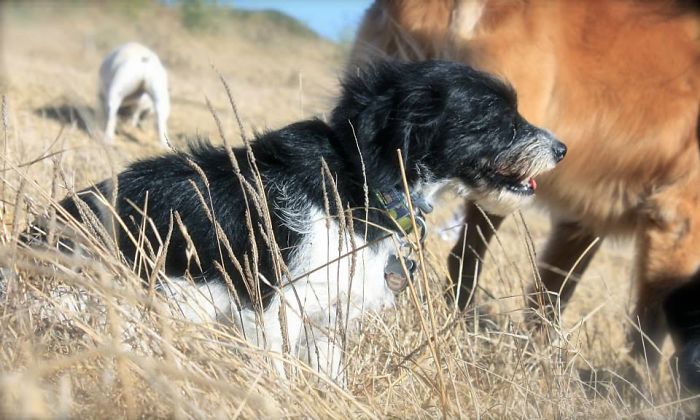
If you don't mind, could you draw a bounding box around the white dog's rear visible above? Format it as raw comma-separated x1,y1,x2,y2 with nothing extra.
99,42,170,146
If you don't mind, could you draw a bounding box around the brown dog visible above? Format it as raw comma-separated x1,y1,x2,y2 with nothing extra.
350,0,700,367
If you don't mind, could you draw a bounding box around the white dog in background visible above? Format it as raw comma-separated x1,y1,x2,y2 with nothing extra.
99,42,170,146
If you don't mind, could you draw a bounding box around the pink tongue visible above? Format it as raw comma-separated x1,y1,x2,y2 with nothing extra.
529,178,537,190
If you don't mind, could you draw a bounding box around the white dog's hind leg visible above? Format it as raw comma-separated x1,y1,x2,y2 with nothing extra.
103,92,121,144
129,109,140,128
146,78,170,147
130,93,153,128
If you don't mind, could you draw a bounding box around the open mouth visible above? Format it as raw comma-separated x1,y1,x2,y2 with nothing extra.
488,172,538,196
467,167,548,216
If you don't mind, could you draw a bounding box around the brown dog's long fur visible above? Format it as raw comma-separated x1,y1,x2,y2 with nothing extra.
351,0,700,365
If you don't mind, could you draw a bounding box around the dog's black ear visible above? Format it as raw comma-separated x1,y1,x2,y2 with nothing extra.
331,62,446,189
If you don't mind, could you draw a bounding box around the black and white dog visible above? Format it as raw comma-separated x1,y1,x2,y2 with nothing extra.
48,60,566,381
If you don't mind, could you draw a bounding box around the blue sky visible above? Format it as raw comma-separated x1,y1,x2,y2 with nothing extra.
225,0,374,42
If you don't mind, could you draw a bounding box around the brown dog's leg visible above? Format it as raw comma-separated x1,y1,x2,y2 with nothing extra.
528,220,602,323
629,282,668,368
632,180,700,369
632,217,700,368
447,202,504,310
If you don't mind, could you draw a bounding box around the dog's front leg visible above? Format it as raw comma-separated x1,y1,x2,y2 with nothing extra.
251,298,304,380
309,333,345,386
632,180,700,370
292,299,347,387
297,320,346,387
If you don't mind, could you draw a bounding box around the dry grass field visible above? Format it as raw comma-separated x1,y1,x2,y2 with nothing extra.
0,2,695,418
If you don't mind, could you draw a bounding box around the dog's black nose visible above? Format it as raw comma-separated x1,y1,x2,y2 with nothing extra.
552,140,567,162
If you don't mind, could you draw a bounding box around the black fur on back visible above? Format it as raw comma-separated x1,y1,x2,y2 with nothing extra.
59,60,540,309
